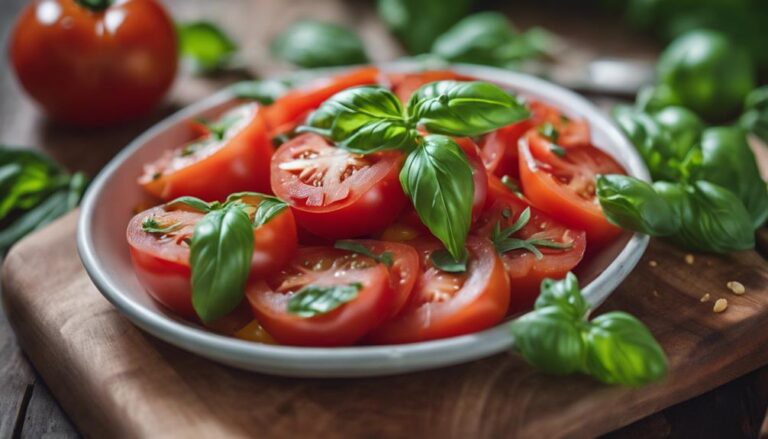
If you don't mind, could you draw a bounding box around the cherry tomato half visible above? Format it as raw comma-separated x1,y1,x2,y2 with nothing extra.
518,130,625,247
126,195,298,319
367,237,510,344
10,0,177,126
140,104,273,202
475,176,587,313
246,246,396,346
271,133,408,238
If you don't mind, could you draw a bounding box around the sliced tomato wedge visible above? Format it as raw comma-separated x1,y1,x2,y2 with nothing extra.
126,195,298,319
387,70,472,103
367,237,510,344
479,121,532,178
518,130,625,247
264,66,380,136
475,176,586,313
139,104,273,202
528,100,591,147
350,240,420,316
271,133,407,238
246,246,395,346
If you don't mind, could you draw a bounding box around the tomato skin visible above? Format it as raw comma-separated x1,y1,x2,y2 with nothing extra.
518,131,624,247
351,240,420,316
367,237,510,344
454,137,489,223
475,176,587,313
528,101,591,147
126,200,298,319
140,104,273,202
9,0,177,127
264,67,381,135
271,133,408,238
246,247,395,346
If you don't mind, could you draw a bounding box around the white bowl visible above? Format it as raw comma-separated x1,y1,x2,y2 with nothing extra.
77,62,650,377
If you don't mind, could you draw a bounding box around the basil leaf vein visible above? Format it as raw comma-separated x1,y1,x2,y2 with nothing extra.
287,283,362,318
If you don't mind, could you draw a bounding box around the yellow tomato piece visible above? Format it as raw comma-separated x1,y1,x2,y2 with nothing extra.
234,320,277,344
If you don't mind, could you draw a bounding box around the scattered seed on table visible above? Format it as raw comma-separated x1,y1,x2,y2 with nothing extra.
685,254,695,265
700,293,711,302
652,290,660,297
648,260,658,268
726,281,746,295
713,298,728,313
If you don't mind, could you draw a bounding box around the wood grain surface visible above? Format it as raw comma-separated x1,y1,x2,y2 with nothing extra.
2,0,768,437
3,210,768,439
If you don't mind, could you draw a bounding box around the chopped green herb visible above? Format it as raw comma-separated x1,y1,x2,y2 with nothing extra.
141,216,182,234
491,207,573,259
287,283,362,317
538,122,560,143
501,175,522,196
549,144,567,157
430,248,468,273
334,240,393,266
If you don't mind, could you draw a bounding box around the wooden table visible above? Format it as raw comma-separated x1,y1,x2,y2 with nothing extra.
1,0,768,437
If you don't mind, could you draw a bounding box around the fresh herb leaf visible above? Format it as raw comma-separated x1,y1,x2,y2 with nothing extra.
408,81,529,136
197,107,247,141
596,174,680,236
377,0,471,54
535,272,588,319
252,197,288,227
549,144,566,157
74,0,112,12
300,86,415,153
271,20,368,68
430,248,467,273
177,21,238,72
287,283,362,317
230,79,289,105
399,135,473,260
141,216,182,234
334,240,394,266
500,175,522,195
166,196,213,213
538,122,560,143
189,205,254,323
490,207,572,260
740,85,768,144
510,306,586,375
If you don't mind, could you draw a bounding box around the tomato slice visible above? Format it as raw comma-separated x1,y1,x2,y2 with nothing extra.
126,195,298,319
271,133,407,238
528,101,591,147
518,130,625,247
367,237,510,344
474,176,586,313
454,137,489,222
246,247,395,346
264,66,381,136
139,104,273,202
387,70,472,103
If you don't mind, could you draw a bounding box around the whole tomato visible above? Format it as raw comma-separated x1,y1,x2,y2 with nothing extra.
9,0,178,127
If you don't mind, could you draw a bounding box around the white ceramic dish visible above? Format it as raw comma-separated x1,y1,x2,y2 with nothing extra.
77,62,650,377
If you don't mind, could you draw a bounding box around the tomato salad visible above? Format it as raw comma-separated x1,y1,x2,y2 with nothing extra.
126,68,627,347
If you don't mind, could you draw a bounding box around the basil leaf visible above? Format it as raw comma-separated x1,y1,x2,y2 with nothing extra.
400,135,473,259
634,84,681,114
655,181,755,253
653,106,703,160
271,20,368,68
0,148,64,221
300,86,415,153
141,216,182,235
534,272,589,320
252,197,288,228
510,306,586,375
696,127,768,228
377,0,471,54
287,283,362,318
0,189,69,253
408,81,529,136
596,174,680,236
430,248,467,273
177,22,237,72
583,311,668,386
166,196,212,213
334,240,393,267
740,86,768,144
189,205,254,323
230,79,289,105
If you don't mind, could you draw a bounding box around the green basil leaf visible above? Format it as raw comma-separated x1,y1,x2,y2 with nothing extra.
189,205,254,323
177,21,238,72
429,248,467,273
696,127,768,228
230,79,289,105
510,306,586,375
141,216,182,235
166,196,213,213
408,81,529,136
0,148,65,221
377,0,471,54
0,189,69,253
655,181,755,253
252,196,288,228
334,240,393,267
399,135,473,259
634,84,681,114
740,86,768,144
583,311,668,386
65,172,88,209
595,174,680,236
653,106,704,158
271,20,368,68
300,86,415,153
534,272,589,320
287,283,362,318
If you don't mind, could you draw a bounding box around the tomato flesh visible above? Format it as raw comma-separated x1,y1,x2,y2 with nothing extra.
387,70,472,103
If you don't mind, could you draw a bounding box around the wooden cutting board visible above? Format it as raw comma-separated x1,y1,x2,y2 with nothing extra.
4,210,768,439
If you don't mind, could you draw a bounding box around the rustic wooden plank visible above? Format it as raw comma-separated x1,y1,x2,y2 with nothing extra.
19,380,78,439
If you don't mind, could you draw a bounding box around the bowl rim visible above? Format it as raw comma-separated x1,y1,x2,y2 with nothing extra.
77,62,650,375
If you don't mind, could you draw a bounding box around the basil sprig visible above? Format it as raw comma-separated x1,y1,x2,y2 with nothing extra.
511,273,668,385
287,283,362,318
303,80,528,262
271,20,368,68
177,22,238,73
165,192,288,322
490,207,573,259
740,86,768,144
